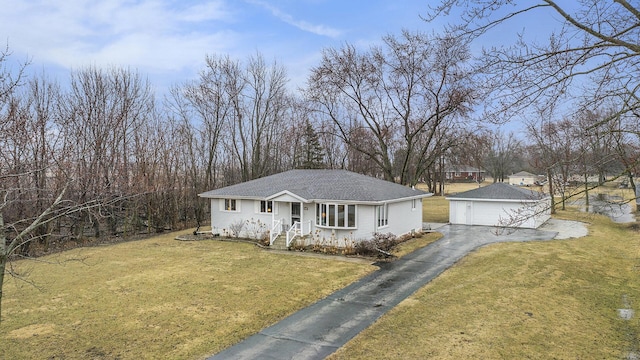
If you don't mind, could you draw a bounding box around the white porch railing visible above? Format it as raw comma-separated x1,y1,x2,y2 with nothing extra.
270,218,283,245
286,220,312,247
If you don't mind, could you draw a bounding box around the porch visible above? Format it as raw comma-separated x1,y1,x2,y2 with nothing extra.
267,197,313,249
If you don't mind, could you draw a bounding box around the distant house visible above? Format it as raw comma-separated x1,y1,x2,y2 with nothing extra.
443,166,486,183
198,169,432,248
446,182,551,229
508,171,538,186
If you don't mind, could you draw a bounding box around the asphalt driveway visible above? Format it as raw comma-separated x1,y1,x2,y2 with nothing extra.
208,224,562,360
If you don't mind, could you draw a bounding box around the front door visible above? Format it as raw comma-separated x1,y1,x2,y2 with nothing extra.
291,202,301,224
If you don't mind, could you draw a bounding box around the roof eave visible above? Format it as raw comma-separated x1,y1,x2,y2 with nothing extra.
446,196,550,202
265,190,310,203
198,194,270,200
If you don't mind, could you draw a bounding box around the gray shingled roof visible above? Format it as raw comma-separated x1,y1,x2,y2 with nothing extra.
199,169,430,203
446,182,548,201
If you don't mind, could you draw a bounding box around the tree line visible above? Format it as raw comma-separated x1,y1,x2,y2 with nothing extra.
2,0,640,259
0,31,478,257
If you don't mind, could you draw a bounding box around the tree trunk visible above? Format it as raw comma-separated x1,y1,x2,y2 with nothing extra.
584,172,590,213
547,170,555,215
0,212,6,323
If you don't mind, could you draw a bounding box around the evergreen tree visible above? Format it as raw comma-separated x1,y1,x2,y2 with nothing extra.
296,120,325,169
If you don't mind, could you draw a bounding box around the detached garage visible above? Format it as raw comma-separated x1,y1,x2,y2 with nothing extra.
446,182,551,229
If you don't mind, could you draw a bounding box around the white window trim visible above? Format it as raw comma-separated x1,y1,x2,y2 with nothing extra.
256,200,275,214
377,204,389,228
411,199,417,211
221,198,240,212
315,203,357,229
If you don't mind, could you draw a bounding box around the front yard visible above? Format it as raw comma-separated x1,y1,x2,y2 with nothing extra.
0,235,376,359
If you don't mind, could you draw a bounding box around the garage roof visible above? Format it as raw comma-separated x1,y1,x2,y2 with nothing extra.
446,182,548,201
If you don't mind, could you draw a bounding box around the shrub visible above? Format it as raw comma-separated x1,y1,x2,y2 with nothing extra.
245,218,268,240
229,219,245,238
354,232,397,257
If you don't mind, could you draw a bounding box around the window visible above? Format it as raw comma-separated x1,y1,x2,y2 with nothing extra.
317,203,327,226
224,199,237,211
337,205,345,227
327,204,334,226
316,203,356,228
377,204,388,227
259,200,273,213
411,199,417,210
347,205,356,227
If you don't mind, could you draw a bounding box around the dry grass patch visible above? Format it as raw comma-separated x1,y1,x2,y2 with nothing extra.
0,231,376,359
392,232,442,258
330,212,640,359
422,196,449,223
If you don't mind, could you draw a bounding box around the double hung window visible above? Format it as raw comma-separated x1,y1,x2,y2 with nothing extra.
376,204,388,227
224,199,237,211
259,200,273,213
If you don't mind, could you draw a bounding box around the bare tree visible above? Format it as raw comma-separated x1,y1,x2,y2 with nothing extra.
57,66,155,237
0,185,64,321
223,53,291,181
483,130,523,183
528,117,582,211
316,118,347,170
428,1,640,126
307,30,476,186
575,107,639,209
0,44,27,103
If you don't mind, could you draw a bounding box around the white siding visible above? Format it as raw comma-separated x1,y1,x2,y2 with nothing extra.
448,198,551,229
386,200,422,236
295,199,423,247
211,197,425,246
508,176,536,186
210,199,273,237
449,200,474,225
311,204,373,242
533,198,552,228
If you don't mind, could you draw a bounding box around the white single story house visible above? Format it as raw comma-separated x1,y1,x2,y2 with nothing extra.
446,182,551,229
508,171,538,186
198,169,432,247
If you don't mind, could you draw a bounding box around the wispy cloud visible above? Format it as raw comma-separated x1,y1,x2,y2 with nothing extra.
0,0,236,74
247,0,342,38
0,0,434,90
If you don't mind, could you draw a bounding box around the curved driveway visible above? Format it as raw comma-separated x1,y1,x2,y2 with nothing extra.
208,224,559,360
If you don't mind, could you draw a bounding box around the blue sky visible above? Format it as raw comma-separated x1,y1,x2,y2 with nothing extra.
0,0,453,93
